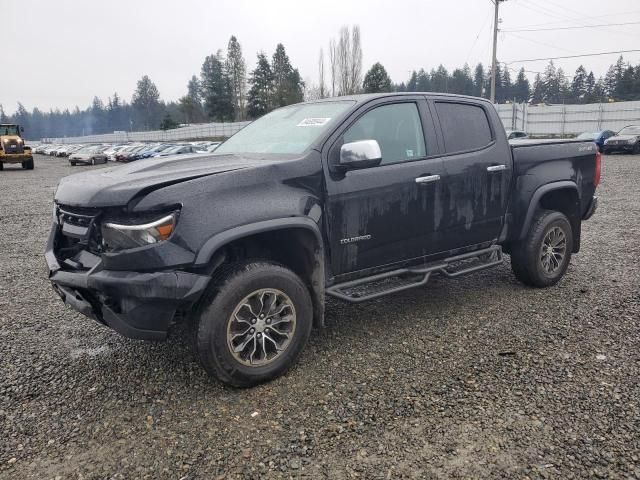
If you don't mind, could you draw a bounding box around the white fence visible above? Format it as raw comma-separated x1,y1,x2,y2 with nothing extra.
42,121,250,144
496,100,640,136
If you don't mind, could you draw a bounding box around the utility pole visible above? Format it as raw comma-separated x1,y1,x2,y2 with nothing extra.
490,0,505,103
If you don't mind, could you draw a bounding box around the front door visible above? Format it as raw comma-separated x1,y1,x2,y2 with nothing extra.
324,98,446,276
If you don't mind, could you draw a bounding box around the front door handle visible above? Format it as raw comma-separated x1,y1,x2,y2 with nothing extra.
415,174,441,184
487,164,507,172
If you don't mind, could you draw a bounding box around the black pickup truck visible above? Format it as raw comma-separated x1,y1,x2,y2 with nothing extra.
46,93,600,387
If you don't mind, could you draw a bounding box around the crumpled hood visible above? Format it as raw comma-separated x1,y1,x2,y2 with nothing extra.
55,153,271,207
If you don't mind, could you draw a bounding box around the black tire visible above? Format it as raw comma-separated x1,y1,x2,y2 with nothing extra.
70,161,76,166
22,158,34,170
510,210,573,288
91,158,96,165
633,143,640,155
0,161,3,171
194,261,313,387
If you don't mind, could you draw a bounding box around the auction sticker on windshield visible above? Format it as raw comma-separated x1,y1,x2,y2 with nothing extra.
297,118,331,127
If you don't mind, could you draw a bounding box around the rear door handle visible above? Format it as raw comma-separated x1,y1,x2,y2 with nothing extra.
415,174,440,184
487,164,507,172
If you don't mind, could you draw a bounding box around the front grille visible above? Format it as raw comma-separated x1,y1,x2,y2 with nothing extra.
3,139,24,154
54,205,104,268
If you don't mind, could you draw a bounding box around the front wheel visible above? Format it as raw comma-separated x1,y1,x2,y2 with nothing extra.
22,158,34,170
194,261,313,387
510,210,573,288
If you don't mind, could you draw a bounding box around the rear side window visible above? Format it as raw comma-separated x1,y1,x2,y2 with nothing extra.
435,102,493,153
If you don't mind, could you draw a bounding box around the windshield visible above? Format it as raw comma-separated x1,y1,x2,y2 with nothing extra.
577,132,598,140
1,125,19,136
215,101,354,155
618,126,640,135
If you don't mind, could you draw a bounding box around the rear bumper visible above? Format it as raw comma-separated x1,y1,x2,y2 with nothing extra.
46,225,209,340
582,195,598,221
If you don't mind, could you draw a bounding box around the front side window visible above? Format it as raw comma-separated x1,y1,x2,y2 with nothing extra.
342,102,426,165
435,102,493,153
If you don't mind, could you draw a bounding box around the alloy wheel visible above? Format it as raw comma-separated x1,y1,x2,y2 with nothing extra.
540,226,567,275
226,289,297,367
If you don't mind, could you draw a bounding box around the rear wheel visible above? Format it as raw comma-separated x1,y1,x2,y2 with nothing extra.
194,261,313,387
511,210,573,288
70,161,76,166
22,158,34,170
91,158,96,165
0,161,3,171
633,143,640,155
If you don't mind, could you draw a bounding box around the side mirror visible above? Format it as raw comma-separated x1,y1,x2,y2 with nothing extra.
338,140,382,171
19,126,24,134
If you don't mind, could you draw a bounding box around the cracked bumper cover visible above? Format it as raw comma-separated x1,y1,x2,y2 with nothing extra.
45,228,209,341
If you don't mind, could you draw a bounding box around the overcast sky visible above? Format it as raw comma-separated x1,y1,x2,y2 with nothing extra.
3,0,640,113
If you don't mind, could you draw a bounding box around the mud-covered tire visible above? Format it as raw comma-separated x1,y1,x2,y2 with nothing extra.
22,158,34,170
511,210,573,288
193,261,313,388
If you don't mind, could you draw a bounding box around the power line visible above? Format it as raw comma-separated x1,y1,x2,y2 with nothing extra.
504,31,577,54
509,9,640,29
505,49,640,65
504,21,640,32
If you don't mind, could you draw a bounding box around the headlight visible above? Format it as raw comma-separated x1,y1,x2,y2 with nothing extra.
101,212,177,251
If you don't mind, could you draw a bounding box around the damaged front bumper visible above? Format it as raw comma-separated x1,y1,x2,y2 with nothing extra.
45,225,209,340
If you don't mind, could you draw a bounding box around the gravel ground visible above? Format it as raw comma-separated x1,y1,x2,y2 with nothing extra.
1,154,639,479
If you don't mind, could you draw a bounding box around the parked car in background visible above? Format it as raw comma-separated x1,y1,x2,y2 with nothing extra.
602,125,640,154
104,145,129,161
200,142,222,153
115,145,147,162
151,144,200,157
577,130,616,152
69,145,108,166
505,129,529,140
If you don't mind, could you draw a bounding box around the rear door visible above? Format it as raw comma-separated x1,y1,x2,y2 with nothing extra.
431,99,512,251
323,97,446,276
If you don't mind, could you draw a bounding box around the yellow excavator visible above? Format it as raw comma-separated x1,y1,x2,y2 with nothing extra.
0,123,34,170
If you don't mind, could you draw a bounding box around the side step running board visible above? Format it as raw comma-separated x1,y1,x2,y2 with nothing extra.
326,245,503,303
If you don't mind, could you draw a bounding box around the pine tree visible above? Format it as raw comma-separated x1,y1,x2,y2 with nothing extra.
499,67,512,102
247,52,274,119
179,75,205,123
160,113,179,130
513,68,531,103
542,61,561,103
362,62,392,93
0,104,7,123
584,72,596,103
416,69,430,91
430,65,449,92
131,75,161,130
407,71,418,92
450,65,474,96
226,36,247,120
604,64,617,100
200,51,234,121
531,73,544,104
473,63,486,98
271,43,303,107
571,65,588,103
